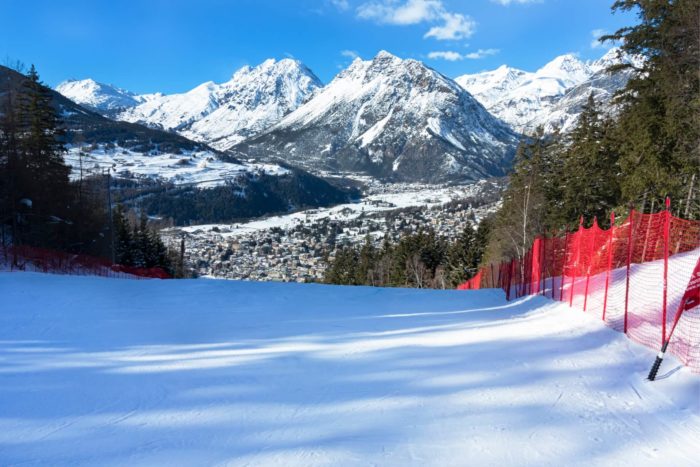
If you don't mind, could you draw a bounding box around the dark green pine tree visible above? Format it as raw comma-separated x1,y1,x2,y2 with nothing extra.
604,0,699,217
559,93,620,227
113,204,134,265
15,65,72,248
0,72,22,249
149,229,170,270
355,234,377,285
374,234,394,286
324,246,359,285
486,129,551,262
136,212,156,267
446,222,478,286
473,216,492,269
131,223,146,268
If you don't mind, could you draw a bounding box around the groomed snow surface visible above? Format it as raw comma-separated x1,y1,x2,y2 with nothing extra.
1,273,699,466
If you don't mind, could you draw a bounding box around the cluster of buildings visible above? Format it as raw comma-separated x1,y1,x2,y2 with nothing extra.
163,181,503,282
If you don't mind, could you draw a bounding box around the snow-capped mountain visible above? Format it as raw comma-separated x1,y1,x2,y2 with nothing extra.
55,79,152,116
230,51,519,184
0,64,351,224
455,65,530,109
535,54,592,87
56,59,323,151
456,48,640,134
526,51,642,133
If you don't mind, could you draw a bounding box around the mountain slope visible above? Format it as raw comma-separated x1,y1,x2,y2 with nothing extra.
2,65,353,224
58,59,323,151
3,270,699,465
231,51,520,184
455,65,531,109
0,66,216,155
456,48,640,134
55,78,155,117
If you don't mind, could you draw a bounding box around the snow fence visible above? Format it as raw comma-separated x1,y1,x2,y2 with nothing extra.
1,245,171,279
459,201,700,373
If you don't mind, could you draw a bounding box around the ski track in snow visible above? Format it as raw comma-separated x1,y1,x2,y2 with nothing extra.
0,272,698,466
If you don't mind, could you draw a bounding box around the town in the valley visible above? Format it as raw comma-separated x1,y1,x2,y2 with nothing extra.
164,180,504,282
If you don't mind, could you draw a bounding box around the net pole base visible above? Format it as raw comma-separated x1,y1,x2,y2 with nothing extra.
647,342,669,381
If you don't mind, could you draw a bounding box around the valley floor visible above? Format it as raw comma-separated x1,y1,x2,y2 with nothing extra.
1,273,698,466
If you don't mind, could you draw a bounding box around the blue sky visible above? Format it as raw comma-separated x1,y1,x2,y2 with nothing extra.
0,0,636,94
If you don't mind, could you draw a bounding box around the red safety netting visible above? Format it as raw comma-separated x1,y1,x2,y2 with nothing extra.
457,202,700,373
1,245,171,279
457,270,482,290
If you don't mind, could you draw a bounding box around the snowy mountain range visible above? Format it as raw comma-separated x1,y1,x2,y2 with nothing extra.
58,59,322,151
455,48,642,134
231,51,519,183
56,48,638,184
55,79,150,115
0,64,352,226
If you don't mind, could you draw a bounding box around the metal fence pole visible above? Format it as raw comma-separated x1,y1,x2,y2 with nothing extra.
624,209,635,334
569,217,584,308
662,197,671,344
602,212,615,322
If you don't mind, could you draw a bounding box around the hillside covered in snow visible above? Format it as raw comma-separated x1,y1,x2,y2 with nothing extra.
231,51,519,183
55,48,638,185
58,59,322,151
456,48,643,134
1,269,698,466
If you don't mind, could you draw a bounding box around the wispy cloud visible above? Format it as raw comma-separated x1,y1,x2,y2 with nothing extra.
427,51,463,61
357,0,441,25
492,0,542,5
590,28,609,49
428,48,499,61
341,49,360,59
464,48,499,59
357,0,475,40
424,12,475,40
329,0,350,10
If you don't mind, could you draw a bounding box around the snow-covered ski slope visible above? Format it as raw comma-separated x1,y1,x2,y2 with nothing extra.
1,273,698,466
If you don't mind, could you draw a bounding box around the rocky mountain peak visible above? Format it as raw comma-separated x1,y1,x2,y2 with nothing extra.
229,51,519,183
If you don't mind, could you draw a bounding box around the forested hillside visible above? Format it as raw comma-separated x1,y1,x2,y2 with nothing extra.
324,219,491,289
323,0,699,288
485,0,699,263
0,65,184,274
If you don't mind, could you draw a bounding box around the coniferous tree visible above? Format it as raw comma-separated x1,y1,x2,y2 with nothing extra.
558,94,621,227
113,204,133,265
324,246,359,285
12,65,72,248
486,128,554,263
0,76,21,248
446,222,477,286
604,0,699,216
356,234,377,285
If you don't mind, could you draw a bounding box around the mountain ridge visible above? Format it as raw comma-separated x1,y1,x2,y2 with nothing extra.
229,50,520,183
58,59,323,151
455,48,642,133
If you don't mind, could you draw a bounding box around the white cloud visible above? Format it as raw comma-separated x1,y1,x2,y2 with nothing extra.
424,12,475,40
428,48,499,61
427,51,464,61
329,0,350,10
357,0,475,40
341,49,360,59
357,0,442,25
492,0,542,5
590,29,609,49
464,48,499,59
